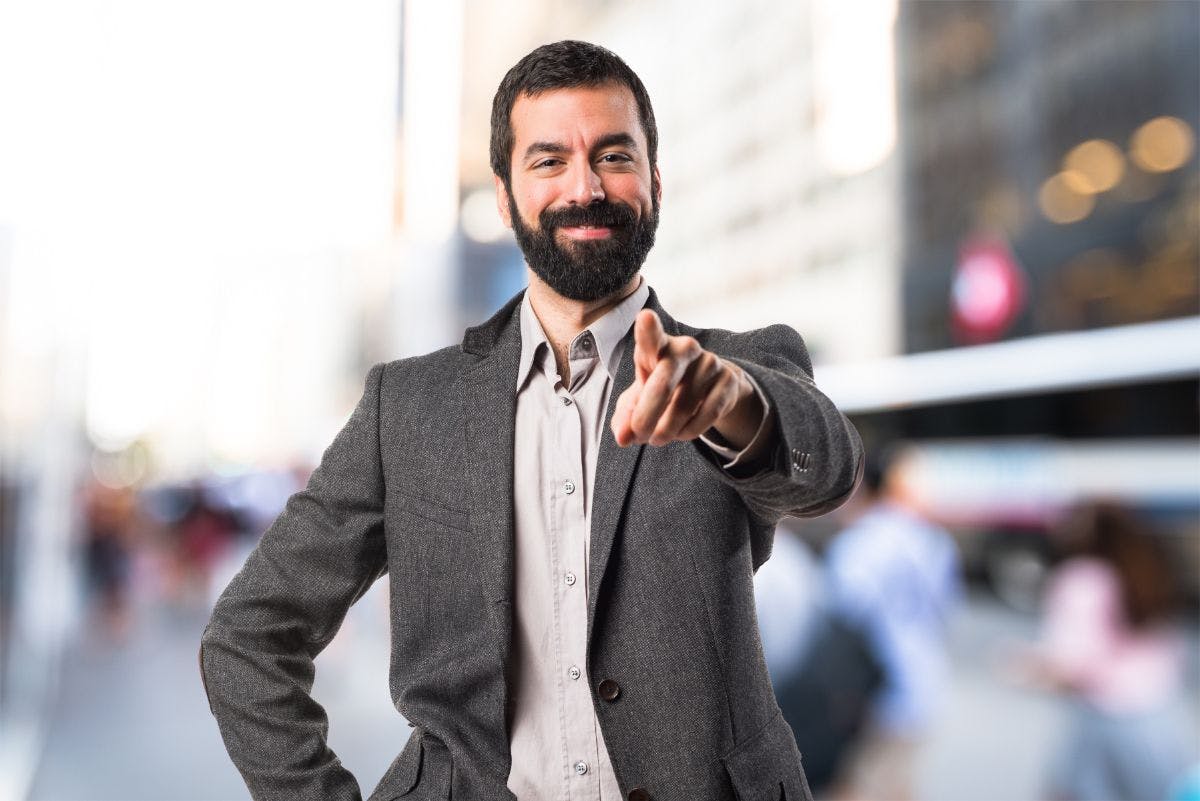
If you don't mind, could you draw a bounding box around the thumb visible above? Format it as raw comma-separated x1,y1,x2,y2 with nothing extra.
634,309,666,383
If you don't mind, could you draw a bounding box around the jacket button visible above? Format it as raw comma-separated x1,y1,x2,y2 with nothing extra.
598,678,620,701
628,789,650,801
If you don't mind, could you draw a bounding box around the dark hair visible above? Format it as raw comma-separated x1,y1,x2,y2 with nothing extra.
489,40,659,186
1059,502,1180,628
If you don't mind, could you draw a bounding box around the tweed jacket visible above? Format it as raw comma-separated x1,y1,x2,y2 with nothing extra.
200,286,863,801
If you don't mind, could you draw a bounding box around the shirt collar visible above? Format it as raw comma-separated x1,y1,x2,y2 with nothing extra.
516,276,650,392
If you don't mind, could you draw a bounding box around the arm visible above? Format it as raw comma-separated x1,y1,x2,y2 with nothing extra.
199,363,389,801
713,323,863,521
611,312,863,524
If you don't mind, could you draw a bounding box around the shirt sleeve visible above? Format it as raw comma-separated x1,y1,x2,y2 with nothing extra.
698,372,775,472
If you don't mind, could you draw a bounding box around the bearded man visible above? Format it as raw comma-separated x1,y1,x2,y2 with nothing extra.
201,40,863,801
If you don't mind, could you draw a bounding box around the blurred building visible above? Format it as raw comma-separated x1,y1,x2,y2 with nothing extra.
0,221,87,801
824,0,1200,607
899,0,1197,351
0,7,404,798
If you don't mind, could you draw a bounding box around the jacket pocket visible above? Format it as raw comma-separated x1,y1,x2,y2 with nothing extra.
369,731,424,800
722,711,813,801
391,489,469,531
369,730,454,801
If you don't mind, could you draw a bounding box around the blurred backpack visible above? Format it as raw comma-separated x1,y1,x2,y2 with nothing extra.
774,610,883,793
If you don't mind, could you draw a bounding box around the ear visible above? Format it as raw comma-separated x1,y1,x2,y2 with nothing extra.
494,174,513,229
652,165,663,206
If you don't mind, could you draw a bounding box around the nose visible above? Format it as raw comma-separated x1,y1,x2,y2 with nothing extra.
564,159,605,205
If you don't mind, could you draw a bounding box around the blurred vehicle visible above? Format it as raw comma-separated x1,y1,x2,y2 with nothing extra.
815,320,1200,611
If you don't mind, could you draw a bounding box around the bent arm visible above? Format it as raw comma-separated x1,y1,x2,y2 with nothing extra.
200,363,389,801
693,324,863,524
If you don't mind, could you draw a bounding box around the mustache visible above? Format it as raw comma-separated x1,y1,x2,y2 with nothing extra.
539,200,638,231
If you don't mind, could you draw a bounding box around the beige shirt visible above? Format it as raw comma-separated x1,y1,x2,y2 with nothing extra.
505,278,770,800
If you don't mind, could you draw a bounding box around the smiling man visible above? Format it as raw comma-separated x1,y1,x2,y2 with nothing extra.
201,41,863,801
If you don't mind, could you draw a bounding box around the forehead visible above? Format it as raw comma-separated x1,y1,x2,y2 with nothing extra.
509,83,645,150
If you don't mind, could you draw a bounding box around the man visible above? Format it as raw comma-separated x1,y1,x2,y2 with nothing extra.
200,40,862,801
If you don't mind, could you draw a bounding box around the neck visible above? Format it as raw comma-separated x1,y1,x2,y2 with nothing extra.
525,271,641,385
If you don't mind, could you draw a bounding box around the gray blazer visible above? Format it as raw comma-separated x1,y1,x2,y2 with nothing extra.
200,287,863,801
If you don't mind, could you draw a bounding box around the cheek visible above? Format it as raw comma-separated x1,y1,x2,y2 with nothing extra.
603,172,652,201
518,185,555,221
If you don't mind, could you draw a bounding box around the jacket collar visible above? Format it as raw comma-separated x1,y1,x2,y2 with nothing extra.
460,279,675,359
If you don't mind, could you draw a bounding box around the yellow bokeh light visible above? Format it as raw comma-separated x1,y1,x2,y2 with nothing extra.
1039,172,1095,224
1062,139,1125,193
1060,169,1097,195
1130,116,1195,173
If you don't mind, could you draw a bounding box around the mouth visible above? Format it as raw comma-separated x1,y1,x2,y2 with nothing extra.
558,225,615,241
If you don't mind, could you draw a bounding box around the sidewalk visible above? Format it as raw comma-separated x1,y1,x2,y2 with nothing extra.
25,576,407,801
24,579,1198,800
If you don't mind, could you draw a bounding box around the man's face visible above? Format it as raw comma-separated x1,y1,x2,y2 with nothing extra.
495,82,661,302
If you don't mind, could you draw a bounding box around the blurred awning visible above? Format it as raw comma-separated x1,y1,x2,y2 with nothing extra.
815,315,1200,414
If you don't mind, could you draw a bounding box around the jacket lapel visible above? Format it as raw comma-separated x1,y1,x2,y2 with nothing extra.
587,288,678,640
461,292,524,639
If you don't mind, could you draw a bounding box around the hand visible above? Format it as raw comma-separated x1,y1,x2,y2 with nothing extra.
611,310,763,449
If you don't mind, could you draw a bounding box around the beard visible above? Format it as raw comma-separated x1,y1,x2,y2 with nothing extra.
508,188,659,302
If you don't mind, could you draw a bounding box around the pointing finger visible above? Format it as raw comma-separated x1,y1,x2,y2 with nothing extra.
629,344,694,442
633,309,667,383
610,383,641,447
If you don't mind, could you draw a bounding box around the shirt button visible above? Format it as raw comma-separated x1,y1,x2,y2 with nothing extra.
568,665,581,680
561,396,572,406
563,479,576,495
574,760,589,776
564,571,577,586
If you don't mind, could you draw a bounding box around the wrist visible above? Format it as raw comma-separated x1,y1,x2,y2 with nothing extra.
710,368,762,450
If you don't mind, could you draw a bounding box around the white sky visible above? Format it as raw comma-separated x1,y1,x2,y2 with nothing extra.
0,1,400,454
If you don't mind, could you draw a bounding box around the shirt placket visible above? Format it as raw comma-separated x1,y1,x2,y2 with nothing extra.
551,333,602,799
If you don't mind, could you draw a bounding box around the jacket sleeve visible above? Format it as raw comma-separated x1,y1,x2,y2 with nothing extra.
199,363,389,801
693,323,864,526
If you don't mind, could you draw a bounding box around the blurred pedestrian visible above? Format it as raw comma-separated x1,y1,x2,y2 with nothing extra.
176,482,237,605
825,446,962,801
1021,502,1193,801
757,521,884,796
755,521,825,684
81,475,137,640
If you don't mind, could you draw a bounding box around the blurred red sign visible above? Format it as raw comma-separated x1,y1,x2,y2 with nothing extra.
950,236,1027,344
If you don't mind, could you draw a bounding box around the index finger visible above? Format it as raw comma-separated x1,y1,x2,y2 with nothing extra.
634,309,667,383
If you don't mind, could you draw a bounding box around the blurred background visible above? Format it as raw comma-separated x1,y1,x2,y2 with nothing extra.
0,1,1196,799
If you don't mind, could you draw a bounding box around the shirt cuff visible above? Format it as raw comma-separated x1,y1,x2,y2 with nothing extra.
698,372,774,471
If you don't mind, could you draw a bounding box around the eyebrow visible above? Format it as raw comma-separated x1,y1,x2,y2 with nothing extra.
522,132,641,162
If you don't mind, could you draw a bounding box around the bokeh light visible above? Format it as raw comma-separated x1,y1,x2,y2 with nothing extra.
1130,115,1196,173
1061,139,1125,194
1038,172,1096,224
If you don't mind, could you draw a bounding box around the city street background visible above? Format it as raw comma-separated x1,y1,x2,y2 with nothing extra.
2,1,1197,799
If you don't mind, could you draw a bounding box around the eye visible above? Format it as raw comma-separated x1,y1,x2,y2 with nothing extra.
533,158,563,169
599,153,633,164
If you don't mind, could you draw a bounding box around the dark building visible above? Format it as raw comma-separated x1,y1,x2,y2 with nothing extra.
897,0,1198,353
849,1,1200,604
